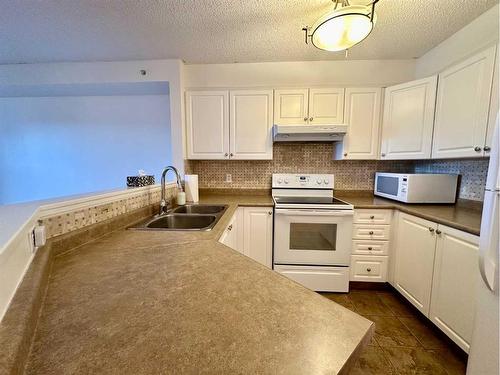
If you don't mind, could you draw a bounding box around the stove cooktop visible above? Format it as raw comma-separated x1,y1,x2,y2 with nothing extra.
273,196,351,206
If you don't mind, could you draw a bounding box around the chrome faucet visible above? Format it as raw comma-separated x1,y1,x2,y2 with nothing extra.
159,166,183,215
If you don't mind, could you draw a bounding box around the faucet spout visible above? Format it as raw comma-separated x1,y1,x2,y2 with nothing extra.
159,166,183,215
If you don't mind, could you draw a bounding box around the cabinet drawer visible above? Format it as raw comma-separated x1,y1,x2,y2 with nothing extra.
353,224,390,240
352,240,389,255
274,265,349,292
354,209,392,225
350,255,388,282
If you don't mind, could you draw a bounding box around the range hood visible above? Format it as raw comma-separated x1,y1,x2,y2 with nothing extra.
273,124,348,142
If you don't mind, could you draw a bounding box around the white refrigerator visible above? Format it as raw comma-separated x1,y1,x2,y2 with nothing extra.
467,116,500,375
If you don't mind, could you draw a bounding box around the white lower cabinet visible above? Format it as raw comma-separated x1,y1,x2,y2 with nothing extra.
219,207,273,268
393,212,479,352
350,255,388,282
393,213,437,315
429,225,479,352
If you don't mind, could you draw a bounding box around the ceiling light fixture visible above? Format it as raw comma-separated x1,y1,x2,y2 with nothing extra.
302,0,379,53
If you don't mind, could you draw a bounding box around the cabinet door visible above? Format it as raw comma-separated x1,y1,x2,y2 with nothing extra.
340,88,381,160
380,76,437,160
219,214,237,250
429,225,479,353
394,213,437,315
274,89,309,125
308,88,345,125
243,207,273,268
230,90,273,160
186,90,229,159
485,44,499,156
432,46,496,159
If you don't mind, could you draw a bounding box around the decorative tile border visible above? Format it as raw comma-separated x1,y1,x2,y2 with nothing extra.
40,186,177,239
185,143,489,201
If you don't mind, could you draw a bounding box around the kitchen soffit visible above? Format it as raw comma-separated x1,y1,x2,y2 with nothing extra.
0,0,497,65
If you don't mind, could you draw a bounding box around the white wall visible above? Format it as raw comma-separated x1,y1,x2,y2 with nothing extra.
184,59,416,88
0,95,171,204
416,4,499,78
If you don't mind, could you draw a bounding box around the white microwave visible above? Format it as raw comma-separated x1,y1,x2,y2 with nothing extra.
374,173,459,203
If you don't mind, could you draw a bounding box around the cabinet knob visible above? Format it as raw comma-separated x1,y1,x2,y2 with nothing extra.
369,231,374,235
304,117,308,121
309,117,314,121
436,229,442,235
368,247,373,250
381,153,386,157
474,146,482,152
370,215,375,219
224,153,229,157
229,153,234,157
268,211,273,215
429,227,435,233
227,224,232,231
344,153,348,157
484,146,491,152
366,268,372,272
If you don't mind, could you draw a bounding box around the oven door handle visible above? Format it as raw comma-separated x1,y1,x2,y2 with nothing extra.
275,209,354,217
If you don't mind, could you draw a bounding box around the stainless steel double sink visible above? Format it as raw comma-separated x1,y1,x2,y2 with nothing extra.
129,204,228,231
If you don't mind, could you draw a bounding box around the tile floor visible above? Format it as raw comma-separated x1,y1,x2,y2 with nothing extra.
320,288,468,375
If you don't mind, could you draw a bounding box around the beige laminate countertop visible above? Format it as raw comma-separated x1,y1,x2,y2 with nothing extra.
22,193,374,375
336,194,483,236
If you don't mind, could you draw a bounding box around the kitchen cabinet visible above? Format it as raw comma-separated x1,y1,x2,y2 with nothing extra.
380,76,437,160
219,211,239,250
274,88,344,126
393,213,437,315
230,90,273,159
485,44,499,157
243,207,273,268
432,45,496,159
186,89,273,160
186,90,229,159
335,87,382,160
429,224,479,352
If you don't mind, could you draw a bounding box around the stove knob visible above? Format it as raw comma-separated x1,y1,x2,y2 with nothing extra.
324,178,330,184
316,178,322,184
284,178,289,184
277,178,283,184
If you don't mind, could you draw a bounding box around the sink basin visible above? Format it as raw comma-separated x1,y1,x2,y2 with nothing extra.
145,214,216,230
172,204,227,214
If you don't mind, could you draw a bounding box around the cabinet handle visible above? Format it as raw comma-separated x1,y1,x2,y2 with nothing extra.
381,153,386,157
369,231,374,235
344,153,348,157
366,268,372,272
368,247,373,250
429,227,435,233
304,117,308,121
224,153,229,157
370,215,375,219
484,146,491,152
309,117,314,121
227,224,233,231
229,153,234,157
268,211,273,215
474,146,482,152
436,229,442,235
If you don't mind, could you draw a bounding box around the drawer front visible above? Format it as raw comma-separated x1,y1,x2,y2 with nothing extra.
354,209,392,225
353,224,391,240
352,240,389,256
350,255,388,282
274,265,349,292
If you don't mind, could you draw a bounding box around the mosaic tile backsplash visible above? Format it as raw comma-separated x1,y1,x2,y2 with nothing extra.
41,186,177,239
185,143,489,201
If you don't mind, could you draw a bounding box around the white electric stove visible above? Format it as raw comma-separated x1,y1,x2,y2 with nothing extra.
272,173,353,292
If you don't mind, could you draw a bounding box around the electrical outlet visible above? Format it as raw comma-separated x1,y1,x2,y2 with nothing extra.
225,174,232,183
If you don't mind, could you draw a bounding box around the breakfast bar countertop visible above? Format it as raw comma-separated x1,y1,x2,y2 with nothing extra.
21,192,374,375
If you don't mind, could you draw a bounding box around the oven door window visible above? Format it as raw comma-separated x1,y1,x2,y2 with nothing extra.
289,223,337,251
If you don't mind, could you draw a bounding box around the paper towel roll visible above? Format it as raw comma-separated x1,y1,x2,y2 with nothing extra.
185,174,199,203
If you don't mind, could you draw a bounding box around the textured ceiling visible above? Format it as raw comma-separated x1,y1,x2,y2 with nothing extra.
0,0,497,65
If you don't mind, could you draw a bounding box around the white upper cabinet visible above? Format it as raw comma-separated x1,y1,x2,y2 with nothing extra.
380,76,437,160
429,225,479,353
230,90,273,160
274,88,344,125
336,87,382,160
432,46,496,159
274,89,309,125
393,213,437,315
485,44,499,156
186,90,229,159
186,89,273,160
308,88,345,125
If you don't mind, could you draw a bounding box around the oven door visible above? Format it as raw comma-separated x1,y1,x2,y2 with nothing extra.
274,208,353,266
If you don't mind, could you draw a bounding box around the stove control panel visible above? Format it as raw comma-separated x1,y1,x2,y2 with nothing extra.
272,174,334,189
